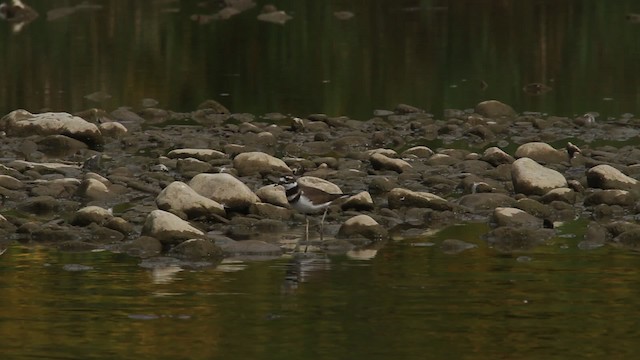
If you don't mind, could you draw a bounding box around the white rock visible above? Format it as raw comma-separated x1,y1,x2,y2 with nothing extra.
587,164,640,192
514,142,566,164
141,209,205,245
188,173,259,211
255,184,289,207
511,157,567,196
0,109,103,147
232,151,292,176
167,148,227,162
156,181,226,219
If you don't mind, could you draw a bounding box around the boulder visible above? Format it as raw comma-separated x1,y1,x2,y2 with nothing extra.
369,153,412,173
388,188,452,210
514,142,567,164
168,238,224,260
584,189,636,207
511,157,567,196
141,210,205,246
156,181,226,219
255,184,289,207
337,214,387,240
474,100,516,118
188,173,259,212
167,148,227,161
341,191,375,211
232,151,291,176
492,207,542,228
72,206,113,226
0,109,103,148
586,164,640,192
458,193,516,212
481,147,515,166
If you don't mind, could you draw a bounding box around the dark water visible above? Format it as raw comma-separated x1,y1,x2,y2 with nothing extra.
1,0,639,120
3,1,640,359
3,224,640,359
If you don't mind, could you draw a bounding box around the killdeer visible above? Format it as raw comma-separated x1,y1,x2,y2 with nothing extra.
279,175,349,244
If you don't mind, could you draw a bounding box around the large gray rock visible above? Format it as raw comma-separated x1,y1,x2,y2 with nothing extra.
511,157,567,196
298,176,343,194
337,214,387,240
255,184,289,207
188,173,259,211
167,148,227,161
584,189,636,207
474,100,516,118
0,109,103,148
141,210,205,245
481,147,515,166
492,207,542,228
514,142,567,164
232,151,291,176
168,238,224,260
458,193,517,211
587,164,640,192
388,188,452,210
156,181,226,219
369,153,412,173
72,206,113,226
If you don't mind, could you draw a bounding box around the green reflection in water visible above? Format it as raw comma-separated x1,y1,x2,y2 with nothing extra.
1,1,639,120
1,230,640,359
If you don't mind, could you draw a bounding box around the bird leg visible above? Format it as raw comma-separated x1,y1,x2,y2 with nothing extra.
304,215,309,253
320,207,328,242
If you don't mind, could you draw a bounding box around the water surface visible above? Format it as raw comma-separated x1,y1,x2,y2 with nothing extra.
1,0,639,119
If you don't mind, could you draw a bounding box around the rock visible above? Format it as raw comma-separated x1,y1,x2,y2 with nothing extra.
583,189,636,207
168,238,223,260
578,221,607,250
167,148,227,161
250,203,291,220
220,239,283,258
298,176,343,194
31,178,81,198
511,157,567,196
98,121,128,138
176,158,213,174
72,206,113,226
613,230,640,251
120,236,163,257
388,188,452,210
474,100,516,118
587,164,640,192
514,142,567,164
441,239,477,254
341,191,375,211
77,178,111,200
141,210,205,246
401,146,434,158
485,227,555,252
492,207,542,228
541,188,576,204
156,181,226,219
0,174,24,190
232,151,291,176
188,173,260,212
337,215,387,240
18,196,60,215
481,147,515,166
36,135,88,153
458,193,516,212
369,153,412,173
255,184,289,207
0,109,103,148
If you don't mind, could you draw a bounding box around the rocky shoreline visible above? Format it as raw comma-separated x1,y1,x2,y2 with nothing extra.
1,100,639,263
